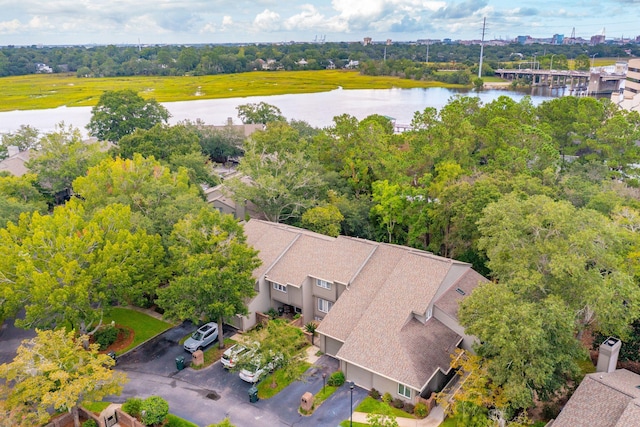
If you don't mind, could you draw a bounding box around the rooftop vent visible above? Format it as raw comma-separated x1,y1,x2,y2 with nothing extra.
455,288,466,296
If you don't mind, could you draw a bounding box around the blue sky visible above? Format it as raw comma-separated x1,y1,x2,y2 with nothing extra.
1,0,638,46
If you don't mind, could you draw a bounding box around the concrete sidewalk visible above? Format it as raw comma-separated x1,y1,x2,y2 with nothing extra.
351,405,444,426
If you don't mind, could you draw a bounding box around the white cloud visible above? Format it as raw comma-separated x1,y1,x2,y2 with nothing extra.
0,19,21,33
283,4,347,32
253,9,281,31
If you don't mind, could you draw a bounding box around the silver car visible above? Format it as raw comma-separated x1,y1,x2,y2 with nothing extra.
184,322,218,353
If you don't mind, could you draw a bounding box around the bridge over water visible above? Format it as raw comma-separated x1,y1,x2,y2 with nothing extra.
495,68,624,95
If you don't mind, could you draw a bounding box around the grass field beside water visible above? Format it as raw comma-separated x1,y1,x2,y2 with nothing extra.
0,70,460,112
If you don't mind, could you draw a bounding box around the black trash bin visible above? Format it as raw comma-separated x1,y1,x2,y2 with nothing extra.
249,386,259,403
176,355,185,371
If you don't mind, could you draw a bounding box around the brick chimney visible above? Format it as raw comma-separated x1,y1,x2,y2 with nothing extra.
596,337,621,373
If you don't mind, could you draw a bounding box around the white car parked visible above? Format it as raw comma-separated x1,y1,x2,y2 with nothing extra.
238,353,282,383
220,344,253,369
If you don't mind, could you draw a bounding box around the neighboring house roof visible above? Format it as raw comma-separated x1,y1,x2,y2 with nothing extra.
551,369,640,427
0,151,31,176
204,123,264,138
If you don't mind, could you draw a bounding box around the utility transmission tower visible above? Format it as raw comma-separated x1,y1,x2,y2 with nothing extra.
478,17,486,78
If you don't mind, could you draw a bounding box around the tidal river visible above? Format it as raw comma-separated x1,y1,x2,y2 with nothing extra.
0,87,554,136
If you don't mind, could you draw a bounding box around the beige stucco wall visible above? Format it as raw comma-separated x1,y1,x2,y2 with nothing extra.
324,336,343,356
433,306,475,351
346,362,373,390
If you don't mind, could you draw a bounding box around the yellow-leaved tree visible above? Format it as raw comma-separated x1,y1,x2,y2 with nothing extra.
0,329,126,427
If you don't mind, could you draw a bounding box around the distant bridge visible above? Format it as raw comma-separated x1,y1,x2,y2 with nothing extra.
495,68,625,95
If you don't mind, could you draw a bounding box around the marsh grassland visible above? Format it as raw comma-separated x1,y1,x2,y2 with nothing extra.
0,70,460,112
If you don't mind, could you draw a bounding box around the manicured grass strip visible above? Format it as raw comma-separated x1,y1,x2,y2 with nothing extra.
339,421,368,427
257,361,312,399
190,338,236,370
82,401,111,414
314,385,338,407
355,396,415,418
103,307,172,355
0,70,463,112
165,413,199,427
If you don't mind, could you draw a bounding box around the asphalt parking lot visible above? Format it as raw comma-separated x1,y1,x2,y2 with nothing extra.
112,323,367,427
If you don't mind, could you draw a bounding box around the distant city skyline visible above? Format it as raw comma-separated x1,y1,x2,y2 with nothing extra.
1,0,639,46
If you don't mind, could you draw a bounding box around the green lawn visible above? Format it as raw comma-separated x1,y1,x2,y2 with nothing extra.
355,396,415,418
82,401,111,414
0,70,463,112
257,361,312,399
165,414,199,427
103,307,172,355
339,421,368,427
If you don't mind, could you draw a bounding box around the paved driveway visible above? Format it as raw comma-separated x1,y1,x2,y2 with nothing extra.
0,315,36,364
112,324,367,427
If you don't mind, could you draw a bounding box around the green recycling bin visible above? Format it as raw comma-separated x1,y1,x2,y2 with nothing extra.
176,355,185,371
249,385,259,403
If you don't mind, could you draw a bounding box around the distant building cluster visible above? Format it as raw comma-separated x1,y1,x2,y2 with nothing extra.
412,31,639,47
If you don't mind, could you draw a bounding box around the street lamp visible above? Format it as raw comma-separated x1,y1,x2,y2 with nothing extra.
349,381,355,427
550,54,556,71
591,53,598,68
322,372,327,395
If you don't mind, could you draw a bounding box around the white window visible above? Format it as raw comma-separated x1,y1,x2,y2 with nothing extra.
317,279,332,290
272,282,287,293
398,383,411,399
318,298,333,313
294,306,302,314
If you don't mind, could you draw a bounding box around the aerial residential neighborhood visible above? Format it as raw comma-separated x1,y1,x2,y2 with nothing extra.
2,2,640,426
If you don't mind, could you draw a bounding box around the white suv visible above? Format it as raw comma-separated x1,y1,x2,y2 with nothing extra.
183,322,218,353
220,344,253,369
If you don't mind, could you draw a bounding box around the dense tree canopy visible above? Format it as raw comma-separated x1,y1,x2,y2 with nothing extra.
72,154,208,239
0,200,165,330
0,329,126,427
87,90,170,142
26,124,109,196
236,102,286,124
0,173,47,227
157,208,261,348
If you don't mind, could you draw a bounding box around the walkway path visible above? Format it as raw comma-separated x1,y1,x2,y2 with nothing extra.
351,405,445,426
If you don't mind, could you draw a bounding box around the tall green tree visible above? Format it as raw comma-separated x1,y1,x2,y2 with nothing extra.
87,89,170,142
459,284,584,411
301,204,344,237
228,125,324,223
0,125,39,159
0,173,48,227
236,102,285,124
0,200,165,331
477,193,640,338
157,208,261,349
26,124,109,196
72,154,208,239
117,123,201,161
0,329,126,427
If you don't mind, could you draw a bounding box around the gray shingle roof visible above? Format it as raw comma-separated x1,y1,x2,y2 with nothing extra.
245,219,486,391
553,369,640,427
319,244,476,390
435,269,488,319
